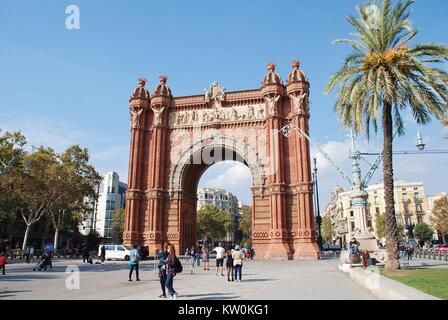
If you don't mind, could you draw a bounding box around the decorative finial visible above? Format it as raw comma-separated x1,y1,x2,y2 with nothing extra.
159,75,168,83
291,60,300,69
266,63,276,71
138,78,147,87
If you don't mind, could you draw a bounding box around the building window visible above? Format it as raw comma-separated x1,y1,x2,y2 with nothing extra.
367,220,372,229
402,188,407,191
416,204,422,213
375,207,380,214
351,222,355,232
417,215,423,224
414,192,420,200
374,196,378,205
350,211,354,217
402,193,408,201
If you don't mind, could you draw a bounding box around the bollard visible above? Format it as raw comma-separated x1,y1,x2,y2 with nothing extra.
438,253,442,261
444,254,447,261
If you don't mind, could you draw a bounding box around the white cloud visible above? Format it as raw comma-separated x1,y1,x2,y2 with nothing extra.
199,161,252,204
0,114,130,182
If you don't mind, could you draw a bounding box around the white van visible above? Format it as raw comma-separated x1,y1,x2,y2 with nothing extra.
98,244,132,261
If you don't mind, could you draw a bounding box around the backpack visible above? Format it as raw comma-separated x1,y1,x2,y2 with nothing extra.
174,256,183,274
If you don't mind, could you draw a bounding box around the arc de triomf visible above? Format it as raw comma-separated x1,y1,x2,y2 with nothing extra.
123,61,320,259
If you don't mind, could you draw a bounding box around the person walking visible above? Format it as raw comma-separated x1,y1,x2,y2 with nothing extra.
0,252,6,275
202,247,210,270
225,249,234,282
128,244,141,281
100,245,106,264
82,246,89,264
195,246,202,267
44,241,54,269
29,245,35,263
213,243,225,276
190,246,196,268
232,245,244,282
165,244,178,300
157,246,168,298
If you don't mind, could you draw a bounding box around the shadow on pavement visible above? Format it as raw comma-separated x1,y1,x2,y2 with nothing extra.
180,292,240,300
0,274,57,281
0,290,32,298
236,278,276,283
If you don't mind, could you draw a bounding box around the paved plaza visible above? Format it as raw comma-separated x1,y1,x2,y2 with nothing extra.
0,257,378,300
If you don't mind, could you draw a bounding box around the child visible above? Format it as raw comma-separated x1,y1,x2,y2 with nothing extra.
361,250,370,269
0,252,7,275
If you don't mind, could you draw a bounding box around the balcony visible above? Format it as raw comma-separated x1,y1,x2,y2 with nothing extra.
413,197,423,203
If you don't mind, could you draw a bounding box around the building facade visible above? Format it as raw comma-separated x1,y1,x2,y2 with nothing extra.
325,180,429,247
81,172,127,240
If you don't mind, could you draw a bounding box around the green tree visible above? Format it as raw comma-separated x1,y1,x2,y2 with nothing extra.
414,223,434,244
197,205,231,245
375,214,386,239
321,215,334,243
11,147,60,251
48,145,101,252
238,206,252,244
111,208,125,243
83,231,102,250
325,0,448,270
0,131,27,224
430,196,448,243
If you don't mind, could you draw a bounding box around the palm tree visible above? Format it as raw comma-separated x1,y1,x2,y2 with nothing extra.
325,0,448,270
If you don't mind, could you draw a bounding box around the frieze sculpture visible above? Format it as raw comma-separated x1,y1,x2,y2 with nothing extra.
168,103,265,127
151,106,165,127
130,108,144,129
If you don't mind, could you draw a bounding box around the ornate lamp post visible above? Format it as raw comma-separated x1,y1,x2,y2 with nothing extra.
313,158,323,251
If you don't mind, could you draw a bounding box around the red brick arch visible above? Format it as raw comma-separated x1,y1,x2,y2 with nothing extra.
124,64,320,259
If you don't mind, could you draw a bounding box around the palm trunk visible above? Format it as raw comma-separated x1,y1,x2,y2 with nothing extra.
22,224,31,251
382,102,400,270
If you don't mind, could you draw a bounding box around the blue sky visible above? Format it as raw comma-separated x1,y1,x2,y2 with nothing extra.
0,0,447,206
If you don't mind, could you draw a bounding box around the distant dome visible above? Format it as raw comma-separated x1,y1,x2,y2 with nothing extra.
287,60,308,83
130,78,150,100
262,63,282,85
154,75,172,96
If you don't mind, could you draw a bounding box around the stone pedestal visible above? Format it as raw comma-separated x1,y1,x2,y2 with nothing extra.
357,232,379,251
264,241,292,260
293,242,320,260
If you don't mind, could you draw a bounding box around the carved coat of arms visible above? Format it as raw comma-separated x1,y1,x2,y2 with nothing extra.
204,81,226,108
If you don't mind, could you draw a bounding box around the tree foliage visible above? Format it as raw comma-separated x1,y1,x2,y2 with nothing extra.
111,208,125,243
375,214,386,239
197,205,231,243
321,215,334,243
0,130,101,250
430,196,448,240
238,206,252,242
414,223,434,243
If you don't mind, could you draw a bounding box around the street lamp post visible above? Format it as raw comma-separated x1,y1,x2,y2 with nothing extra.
313,158,323,251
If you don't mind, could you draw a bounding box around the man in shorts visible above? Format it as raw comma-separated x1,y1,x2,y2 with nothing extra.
213,243,226,276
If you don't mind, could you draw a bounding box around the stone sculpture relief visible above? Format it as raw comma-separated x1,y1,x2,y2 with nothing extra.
130,108,144,129
169,103,266,127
